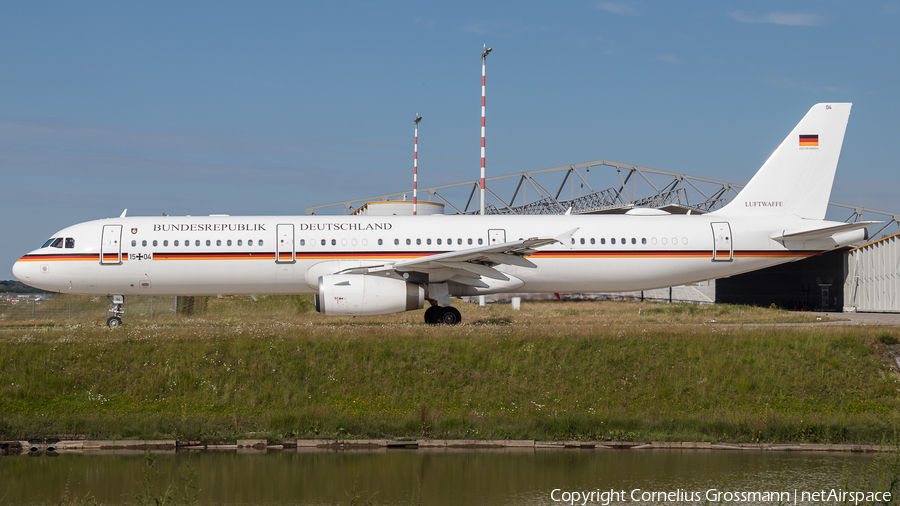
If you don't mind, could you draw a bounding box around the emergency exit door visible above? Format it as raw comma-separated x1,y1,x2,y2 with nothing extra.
488,229,506,244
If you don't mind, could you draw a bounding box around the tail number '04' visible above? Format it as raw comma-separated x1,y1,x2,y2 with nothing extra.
129,253,152,261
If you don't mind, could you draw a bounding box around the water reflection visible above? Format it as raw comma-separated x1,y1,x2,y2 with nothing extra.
0,448,880,505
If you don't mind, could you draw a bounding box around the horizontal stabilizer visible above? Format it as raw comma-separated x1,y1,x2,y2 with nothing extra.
771,221,880,242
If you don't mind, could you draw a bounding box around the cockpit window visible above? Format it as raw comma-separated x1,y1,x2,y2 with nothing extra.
65,238,75,248
42,238,55,248
50,238,64,248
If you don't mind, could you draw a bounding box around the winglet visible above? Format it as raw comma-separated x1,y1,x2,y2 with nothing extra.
554,227,579,245
120,209,128,218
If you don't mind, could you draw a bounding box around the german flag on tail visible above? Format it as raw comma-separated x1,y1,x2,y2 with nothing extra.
799,134,818,147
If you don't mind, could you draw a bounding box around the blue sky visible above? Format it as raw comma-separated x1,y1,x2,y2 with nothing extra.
2,1,899,279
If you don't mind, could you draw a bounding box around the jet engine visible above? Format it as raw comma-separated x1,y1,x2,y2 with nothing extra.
315,274,424,316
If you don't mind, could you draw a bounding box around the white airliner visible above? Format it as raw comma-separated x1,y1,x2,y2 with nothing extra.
13,103,876,327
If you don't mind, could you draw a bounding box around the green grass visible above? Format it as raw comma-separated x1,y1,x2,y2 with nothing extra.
0,296,897,444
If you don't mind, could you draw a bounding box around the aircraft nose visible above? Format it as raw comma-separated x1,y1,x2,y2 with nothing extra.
12,257,30,283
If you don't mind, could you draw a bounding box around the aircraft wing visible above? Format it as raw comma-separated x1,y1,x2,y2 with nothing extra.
337,229,577,286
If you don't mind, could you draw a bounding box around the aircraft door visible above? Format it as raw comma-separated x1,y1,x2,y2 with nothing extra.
488,229,506,245
711,222,733,261
276,224,296,263
100,225,123,265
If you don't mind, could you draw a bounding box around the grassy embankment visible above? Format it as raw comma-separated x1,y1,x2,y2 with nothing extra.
1,295,899,443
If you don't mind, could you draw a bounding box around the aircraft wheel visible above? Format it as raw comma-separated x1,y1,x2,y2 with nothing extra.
424,306,440,324
106,316,123,328
436,307,462,325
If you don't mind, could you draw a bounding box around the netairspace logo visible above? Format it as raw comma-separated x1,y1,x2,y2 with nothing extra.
549,488,892,505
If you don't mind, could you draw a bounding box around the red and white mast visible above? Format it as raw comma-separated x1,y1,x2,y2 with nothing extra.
414,114,422,215
480,45,492,216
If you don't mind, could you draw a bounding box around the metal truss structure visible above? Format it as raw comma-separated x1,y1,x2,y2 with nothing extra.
306,159,900,239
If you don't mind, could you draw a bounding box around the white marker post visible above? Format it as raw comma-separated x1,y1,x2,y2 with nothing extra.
414,115,422,216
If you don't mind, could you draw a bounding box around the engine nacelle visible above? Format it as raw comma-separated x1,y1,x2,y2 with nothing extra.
315,274,424,316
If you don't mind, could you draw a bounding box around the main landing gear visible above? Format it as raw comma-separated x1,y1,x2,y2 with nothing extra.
106,295,125,328
424,300,462,325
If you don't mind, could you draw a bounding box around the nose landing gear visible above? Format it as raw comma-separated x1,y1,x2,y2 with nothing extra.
106,295,125,328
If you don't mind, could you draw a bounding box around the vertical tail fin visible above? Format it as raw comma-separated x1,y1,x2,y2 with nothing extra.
715,103,851,219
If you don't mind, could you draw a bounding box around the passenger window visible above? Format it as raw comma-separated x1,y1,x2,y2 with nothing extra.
590,238,595,245
662,237,667,245
320,239,325,246
478,238,483,245
426,238,431,245
196,240,201,246
153,240,158,247
416,238,421,245
228,239,233,246
468,238,473,245
378,239,383,246
142,240,147,247
259,240,263,246
65,238,75,248
682,237,688,245
249,240,254,246
437,238,442,245
642,238,647,245
206,240,211,246
394,239,400,245
671,237,677,245
298,239,303,246
447,238,452,245
185,240,190,247
131,240,137,247
457,239,462,245
330,239,335,246
580,238,585,245
216,240,221,246
571,238,576,245
237,240,242,246
611,238,616,244
601,238,606,245
174,240,179,246
631,238,636,245
621,238,626,245
164,240,168,247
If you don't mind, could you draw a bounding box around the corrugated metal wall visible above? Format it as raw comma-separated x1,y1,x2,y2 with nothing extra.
844,233,900,312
